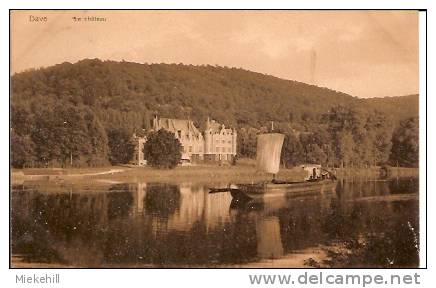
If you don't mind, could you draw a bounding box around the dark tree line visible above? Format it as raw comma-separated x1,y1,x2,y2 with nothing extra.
238,106,419,168
11,103,109,168
389,117,419,167
10,59,419,168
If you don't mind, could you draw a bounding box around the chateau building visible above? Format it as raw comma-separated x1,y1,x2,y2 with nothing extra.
132,116,237,165
152,117,205,162
203,118,237,162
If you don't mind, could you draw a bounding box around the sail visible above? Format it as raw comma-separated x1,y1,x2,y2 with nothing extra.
256,133,285,174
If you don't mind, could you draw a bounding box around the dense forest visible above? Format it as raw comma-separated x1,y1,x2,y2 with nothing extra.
10,59,419,168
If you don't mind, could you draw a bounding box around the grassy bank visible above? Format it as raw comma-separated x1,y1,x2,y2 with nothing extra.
11,162,419,185
334,166,419,178
12,166,119,175
103,165,307,184
383,166,420,178
11,164,306,185
11,167,125,184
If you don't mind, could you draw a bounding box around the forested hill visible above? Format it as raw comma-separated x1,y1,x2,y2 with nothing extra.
11,59,417,130
359,94,419,123
11,59,419,168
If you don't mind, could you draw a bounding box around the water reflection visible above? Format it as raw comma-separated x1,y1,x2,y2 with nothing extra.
256,217,284,259
11,177,419,267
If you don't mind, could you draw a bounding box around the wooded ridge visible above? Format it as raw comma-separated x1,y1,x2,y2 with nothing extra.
10,59,419,168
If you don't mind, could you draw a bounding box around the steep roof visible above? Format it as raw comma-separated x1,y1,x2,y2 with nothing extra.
157,118,202,137
206,119,233,134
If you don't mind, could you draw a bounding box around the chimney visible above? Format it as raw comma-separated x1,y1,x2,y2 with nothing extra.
206,116,210,130
153,115,159,131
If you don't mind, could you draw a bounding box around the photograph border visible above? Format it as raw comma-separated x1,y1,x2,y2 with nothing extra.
8,8,428,270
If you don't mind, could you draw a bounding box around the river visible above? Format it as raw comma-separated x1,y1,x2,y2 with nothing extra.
11,177,419,268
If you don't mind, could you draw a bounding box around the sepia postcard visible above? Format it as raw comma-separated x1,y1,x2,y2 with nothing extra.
10,10,421,269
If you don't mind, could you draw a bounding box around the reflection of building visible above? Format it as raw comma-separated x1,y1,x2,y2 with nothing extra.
204,190,233,231
132,182,147,215
137,116,237,164
167,184,206,231
127,182,232,233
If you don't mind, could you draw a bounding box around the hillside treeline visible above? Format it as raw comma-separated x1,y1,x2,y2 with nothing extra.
238,107,418,168
10,59,419,168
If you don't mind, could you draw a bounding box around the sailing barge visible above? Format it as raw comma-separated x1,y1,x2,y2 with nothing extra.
230,179,337,201
224,132,337,200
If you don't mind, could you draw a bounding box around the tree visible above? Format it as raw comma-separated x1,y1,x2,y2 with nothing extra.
84,111,109,166
325,104,394,167
337,131,355,167
390,117,419,167
28,104,108,167
364,110,394,166
143,129,182,169
107,128,136,165
281,132,304,167
11,129,35,168
237,127,258,158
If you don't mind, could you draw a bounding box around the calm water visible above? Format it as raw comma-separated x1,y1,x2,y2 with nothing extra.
11,177,419,268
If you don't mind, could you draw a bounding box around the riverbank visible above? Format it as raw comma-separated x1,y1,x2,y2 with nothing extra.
11,167,125,184
334,166,419,178
11,163,419,185
11,165,306,185
11,247,328,268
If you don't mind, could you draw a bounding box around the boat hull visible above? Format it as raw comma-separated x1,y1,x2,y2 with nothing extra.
231,179,337,201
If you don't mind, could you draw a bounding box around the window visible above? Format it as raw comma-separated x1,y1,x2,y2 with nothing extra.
189,146,193,153
222,140,225,144
216,147,220,153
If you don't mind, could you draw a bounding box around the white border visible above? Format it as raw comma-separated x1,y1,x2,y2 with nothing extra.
418,11,427,268
2,5,431,288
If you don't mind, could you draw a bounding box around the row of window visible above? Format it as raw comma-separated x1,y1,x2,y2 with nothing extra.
214,140,233,144
206,131,234,136
182,146,233,153
176,131,203,140
216,147,233,153
184,146,202,153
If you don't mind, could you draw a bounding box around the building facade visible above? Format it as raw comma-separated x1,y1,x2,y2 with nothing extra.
152,117,205,162
134,116,237,164
204,118,237,162
132,134,147,166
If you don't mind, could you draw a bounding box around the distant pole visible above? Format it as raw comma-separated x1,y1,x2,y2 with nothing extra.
271,121,274,131
310,49,317,85
70,151,73,167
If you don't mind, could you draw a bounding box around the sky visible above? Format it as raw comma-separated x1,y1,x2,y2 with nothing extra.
11,10,419,98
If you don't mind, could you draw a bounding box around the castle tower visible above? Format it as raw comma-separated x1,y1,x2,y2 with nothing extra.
204,117,212,155
152,115,159,131
232,128,237,155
